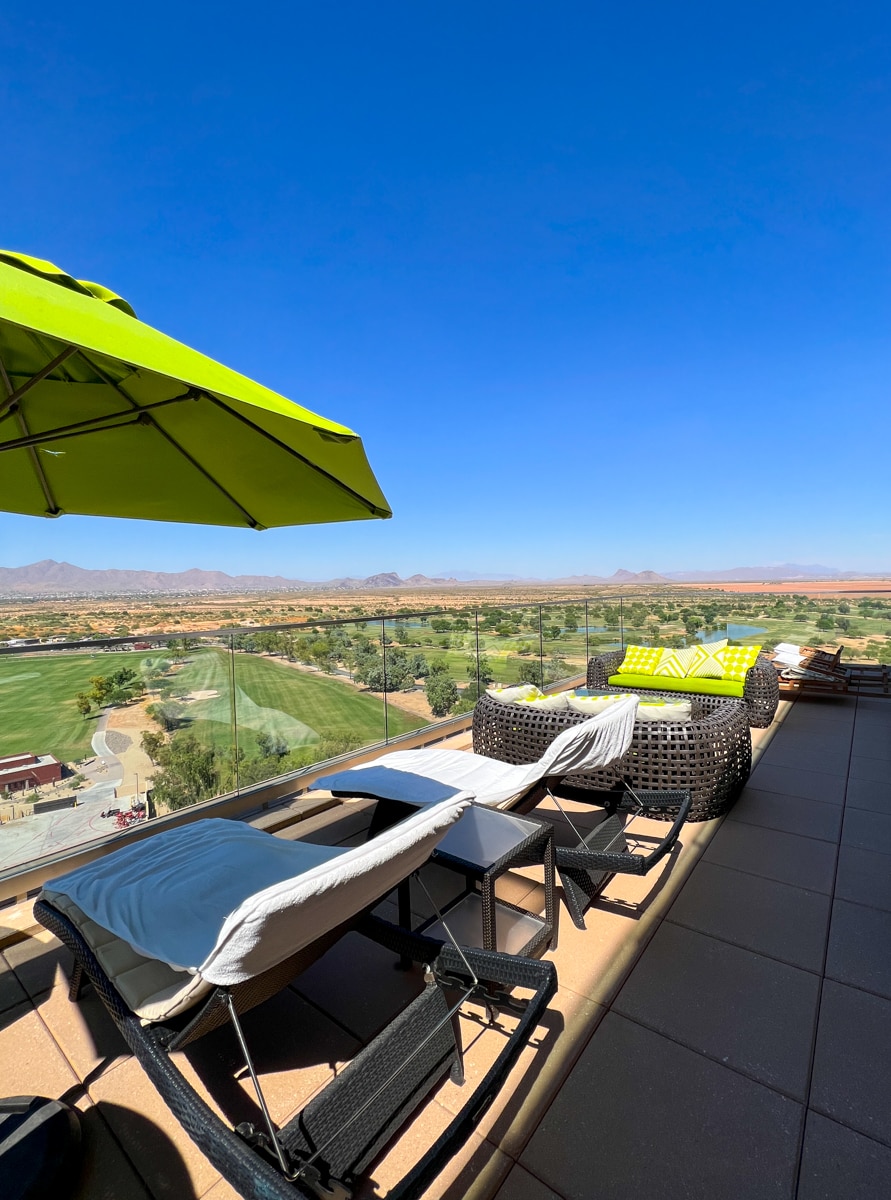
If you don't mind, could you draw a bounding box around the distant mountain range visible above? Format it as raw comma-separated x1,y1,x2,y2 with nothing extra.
0,560,885,597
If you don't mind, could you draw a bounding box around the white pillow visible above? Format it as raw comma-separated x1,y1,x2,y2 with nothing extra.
520,692,571,711
566,692,634,715
635,698,692,723
773,643,801,655
487,684,543,704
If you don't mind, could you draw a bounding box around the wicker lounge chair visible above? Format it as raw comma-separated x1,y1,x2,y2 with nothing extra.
587,650,779,727
35,803,556,1200
552,786,693,928
471,690,751,822
314,696,695,927
313,694,640,813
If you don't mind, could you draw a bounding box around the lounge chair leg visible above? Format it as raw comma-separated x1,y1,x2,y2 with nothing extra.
68,960,85,1002
224,992,298,1183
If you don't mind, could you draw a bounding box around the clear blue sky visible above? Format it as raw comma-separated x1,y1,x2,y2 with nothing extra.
2,2,890,580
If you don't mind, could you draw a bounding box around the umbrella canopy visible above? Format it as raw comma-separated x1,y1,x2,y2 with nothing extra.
0,251,392,529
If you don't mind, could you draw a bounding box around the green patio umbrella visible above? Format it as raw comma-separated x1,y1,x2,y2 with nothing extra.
0,251,392,529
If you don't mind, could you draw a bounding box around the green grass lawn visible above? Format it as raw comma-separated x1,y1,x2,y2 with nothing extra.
0,651,111,763
0,647,426,767
170,649,425,754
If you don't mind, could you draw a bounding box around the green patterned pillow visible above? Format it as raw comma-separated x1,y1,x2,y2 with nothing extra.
618,644,663,676
653,646,699,678
722,645,761,682
687,639,728,679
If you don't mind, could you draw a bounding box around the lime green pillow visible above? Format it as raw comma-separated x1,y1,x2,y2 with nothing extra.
519,692,571,711
618,644,662,676
722,645,761,682
488,685,542,704
653,646,698,678
687,639,728,679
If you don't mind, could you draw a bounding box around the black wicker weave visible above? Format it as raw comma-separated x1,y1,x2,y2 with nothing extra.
472,690,751,822
586,650,779,728
35,898,555,1200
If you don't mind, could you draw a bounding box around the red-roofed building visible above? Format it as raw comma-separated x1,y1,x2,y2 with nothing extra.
0,752,63,794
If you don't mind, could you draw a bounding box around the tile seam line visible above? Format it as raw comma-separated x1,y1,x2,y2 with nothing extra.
699,853,836,896
805,1103,891,1154
28,993,162,1200
724,812,840,844
662,916,827,978
604,1007,810,1106
733,787,847,809
791,689,860,1198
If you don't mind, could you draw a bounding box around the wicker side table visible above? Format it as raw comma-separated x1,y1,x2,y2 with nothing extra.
472,691,751,822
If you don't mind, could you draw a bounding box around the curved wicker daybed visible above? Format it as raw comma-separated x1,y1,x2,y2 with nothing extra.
472,689,752,822
587,649,779,728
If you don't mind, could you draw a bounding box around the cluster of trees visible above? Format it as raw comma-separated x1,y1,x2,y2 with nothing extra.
75,666,145,717
141,726,366,812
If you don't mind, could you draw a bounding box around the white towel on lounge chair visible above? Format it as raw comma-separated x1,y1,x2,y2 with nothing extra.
313,694,640,810
42,797,468,987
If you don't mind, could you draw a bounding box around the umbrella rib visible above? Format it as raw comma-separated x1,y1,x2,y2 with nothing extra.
0,349,61,515
16,411,61,515
75,353,266,529
204,393,390,517
0,345,79,419
0,394,196,446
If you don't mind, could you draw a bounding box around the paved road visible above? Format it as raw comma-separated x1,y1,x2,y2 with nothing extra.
0,709,142,875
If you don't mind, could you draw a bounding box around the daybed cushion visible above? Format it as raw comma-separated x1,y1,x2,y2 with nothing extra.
566,692,634,715
519,692,571,710
608,672,745,698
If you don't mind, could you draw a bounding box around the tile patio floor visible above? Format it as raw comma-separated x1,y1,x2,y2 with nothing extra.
1,691,890,1198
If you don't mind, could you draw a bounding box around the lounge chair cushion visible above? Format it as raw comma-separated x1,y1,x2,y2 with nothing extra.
48,892,212,1021
635,698,692,722
43,799,467,989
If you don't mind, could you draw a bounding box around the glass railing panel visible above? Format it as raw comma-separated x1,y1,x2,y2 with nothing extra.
379,612,464,731
578,597,624,658
140,631,237,814
230,617,402,790
0,631,236,872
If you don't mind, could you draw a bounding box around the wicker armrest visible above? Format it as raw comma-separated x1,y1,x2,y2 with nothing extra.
742,656,781,728
587,650,625,689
